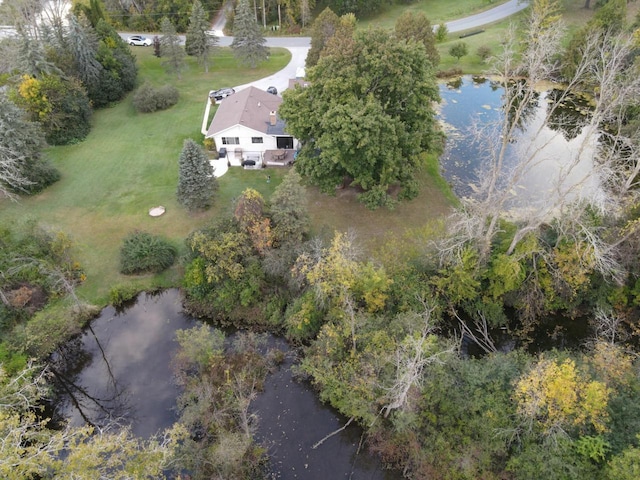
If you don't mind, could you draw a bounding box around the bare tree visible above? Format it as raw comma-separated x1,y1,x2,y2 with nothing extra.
443,0,640,284
381,304,454,417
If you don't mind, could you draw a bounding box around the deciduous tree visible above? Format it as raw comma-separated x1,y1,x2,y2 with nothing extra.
394,10,439,67
306,7,339,67
280,27,440,209
269,169,309,244
448,41,468,62
14,73,92,145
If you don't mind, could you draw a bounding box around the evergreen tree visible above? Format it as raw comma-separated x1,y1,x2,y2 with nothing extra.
66,13,103,90
185,0,217,73
160,17,186,79
17,32,61,77
0,93,60,197
72,0,105,28
176,139,218,211
231,0,268,68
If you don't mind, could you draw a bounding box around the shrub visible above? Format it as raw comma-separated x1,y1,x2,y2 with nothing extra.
358,185,397,210
119,231,177,274
436,67,463,78
476,45,492,62
109,284,140,307
435,23,448,43
203,137,216,152
132,82,179,113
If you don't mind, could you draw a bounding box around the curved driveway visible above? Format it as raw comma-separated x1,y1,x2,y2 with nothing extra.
214,0,529,95
123,0,529,97
126,1,530,135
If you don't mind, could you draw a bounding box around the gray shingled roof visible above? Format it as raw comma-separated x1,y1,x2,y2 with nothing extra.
206,86,283,137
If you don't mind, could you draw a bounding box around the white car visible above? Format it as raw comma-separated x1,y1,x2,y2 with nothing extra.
128,35,152,47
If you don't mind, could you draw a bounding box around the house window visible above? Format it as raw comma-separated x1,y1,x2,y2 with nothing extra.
222,137,239,145
251,137,263,144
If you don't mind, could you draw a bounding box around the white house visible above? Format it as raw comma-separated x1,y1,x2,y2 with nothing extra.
205,86,299,168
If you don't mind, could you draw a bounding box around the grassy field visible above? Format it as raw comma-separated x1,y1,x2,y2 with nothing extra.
0,48,292,303
2,0,621,307
0,45,454,306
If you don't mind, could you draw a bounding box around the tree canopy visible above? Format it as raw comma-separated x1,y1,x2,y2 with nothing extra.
280,27,440,209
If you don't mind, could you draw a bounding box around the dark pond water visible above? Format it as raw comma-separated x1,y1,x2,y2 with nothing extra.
438,76,600,210
51,290,196,437
252,337,399,479
52,289,399,479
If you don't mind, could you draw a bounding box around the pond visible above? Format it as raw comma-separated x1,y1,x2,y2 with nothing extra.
252,336,399,479
438,76,601,214
51,289,400,479
51,290,196,437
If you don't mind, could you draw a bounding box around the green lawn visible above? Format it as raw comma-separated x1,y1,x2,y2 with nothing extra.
0,48,292,304
0,45,455,306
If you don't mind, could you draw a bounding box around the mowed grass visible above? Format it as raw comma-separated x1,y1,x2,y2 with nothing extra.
0,47,292,303
0,45,455,306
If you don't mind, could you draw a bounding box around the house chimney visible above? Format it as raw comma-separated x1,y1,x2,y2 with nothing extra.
269,111,277,126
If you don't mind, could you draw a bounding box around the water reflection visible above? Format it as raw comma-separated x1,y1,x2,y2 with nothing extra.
52,290,195,438
439,76,601,212
52,290,400,478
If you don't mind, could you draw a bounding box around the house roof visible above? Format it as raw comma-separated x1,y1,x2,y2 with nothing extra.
207,86,284,138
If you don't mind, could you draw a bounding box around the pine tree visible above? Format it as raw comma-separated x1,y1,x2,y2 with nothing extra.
231,0,269,68
66,13,103,90
185,0,217,73
160,17,186,79
176,139,218,211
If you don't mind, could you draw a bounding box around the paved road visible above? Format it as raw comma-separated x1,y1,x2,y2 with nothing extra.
124,0,531,132
446,0,529,32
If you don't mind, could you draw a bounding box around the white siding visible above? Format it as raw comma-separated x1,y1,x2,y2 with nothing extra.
214,125,278,155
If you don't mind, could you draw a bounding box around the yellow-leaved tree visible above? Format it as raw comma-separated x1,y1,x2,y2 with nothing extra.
515,356,610,437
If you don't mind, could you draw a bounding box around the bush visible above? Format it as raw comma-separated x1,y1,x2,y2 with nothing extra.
435,23,448,43
476,45,492,62
436,67,464,79
358,186,397,210
109,284,140,307
18,158,61,195
119,231,177,274
203,137,216,152
132,82,179,113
